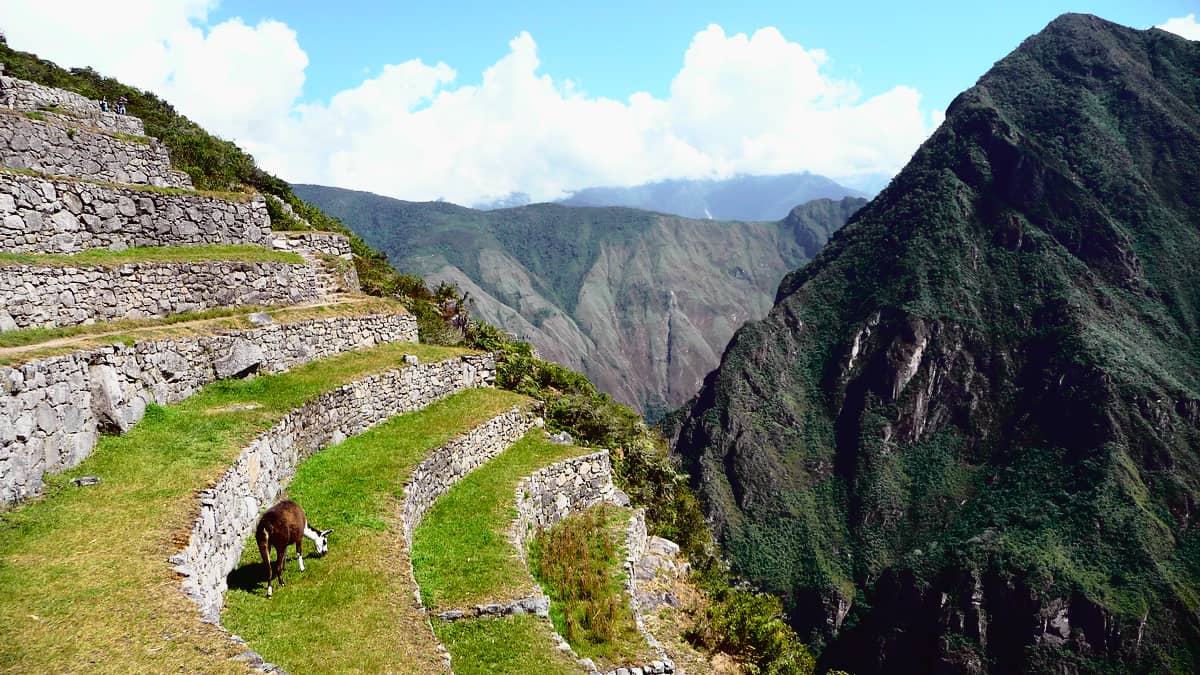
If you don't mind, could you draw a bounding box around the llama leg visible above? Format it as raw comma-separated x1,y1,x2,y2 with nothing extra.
275,543,287,585
296,540,305,572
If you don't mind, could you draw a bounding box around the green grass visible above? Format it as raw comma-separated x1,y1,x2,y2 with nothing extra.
412,433,587,609
0,342,470,673
530,504,652,666
222,387,529,674
433,615,582,674
0,297,405,358
0,244,303,268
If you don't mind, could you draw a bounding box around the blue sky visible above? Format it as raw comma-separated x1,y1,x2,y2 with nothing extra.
206,1,1198,113
5,1,1198,204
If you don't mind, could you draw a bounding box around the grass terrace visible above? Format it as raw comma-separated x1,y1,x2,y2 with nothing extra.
0,342,469,672
0,244,303,268
433,615,582,674
0,296,402,363
411,433,588,610
222,387,530,673
530,504,653,667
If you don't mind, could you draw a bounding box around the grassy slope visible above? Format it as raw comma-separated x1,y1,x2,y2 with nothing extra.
0,343,467,672
411,432,587,609
0,244,303,267
222,387,528,674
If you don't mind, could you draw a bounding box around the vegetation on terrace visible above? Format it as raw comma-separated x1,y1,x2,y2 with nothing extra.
433,614,582,674
530,504,653,667
0,342,467,672
0,244,303,267
222,387,529,673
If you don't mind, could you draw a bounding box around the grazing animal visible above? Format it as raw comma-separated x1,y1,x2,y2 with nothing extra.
255,499,331,598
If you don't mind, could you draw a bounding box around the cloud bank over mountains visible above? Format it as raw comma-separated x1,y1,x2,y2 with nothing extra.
28,4,1196,205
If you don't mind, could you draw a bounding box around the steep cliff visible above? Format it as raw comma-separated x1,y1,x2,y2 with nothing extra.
674,14,1200,673
296,184,864,418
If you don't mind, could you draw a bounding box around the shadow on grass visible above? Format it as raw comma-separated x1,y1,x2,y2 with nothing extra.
227,561,266,593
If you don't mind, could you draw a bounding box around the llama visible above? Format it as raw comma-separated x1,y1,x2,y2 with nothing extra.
255,499,332,598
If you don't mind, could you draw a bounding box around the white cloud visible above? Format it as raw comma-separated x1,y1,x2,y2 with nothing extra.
1157,14,1200,40
2,4,936,205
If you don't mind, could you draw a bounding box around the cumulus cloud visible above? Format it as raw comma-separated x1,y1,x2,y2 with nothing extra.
1157,14,1200,40
3,3,936,205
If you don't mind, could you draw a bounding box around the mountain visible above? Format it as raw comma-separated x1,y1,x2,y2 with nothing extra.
294,184,864,418
672,14,1200,673
555,173,865,220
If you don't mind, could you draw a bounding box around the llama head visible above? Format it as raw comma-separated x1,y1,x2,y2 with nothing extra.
314,528,333,555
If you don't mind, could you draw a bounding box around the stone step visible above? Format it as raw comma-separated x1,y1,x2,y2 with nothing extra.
272,231,361,294
0,110,191,188
0,171,270,254
0,310,422,505
3,76,146,135
0,259,323,330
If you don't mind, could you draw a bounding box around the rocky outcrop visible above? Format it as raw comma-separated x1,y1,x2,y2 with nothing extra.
0,111,192,188
0,259,320,329
171,353,496,623
0,172,270,253
0,312,418,504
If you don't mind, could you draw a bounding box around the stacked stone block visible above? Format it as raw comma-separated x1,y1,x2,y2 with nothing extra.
0,111,193,188
0,260,321,329
0,171,270,253
4,76,145,135
0,312,419,505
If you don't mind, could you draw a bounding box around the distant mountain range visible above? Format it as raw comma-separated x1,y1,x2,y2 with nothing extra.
671,14,1200,673
472,173,866,221
294,183,865,417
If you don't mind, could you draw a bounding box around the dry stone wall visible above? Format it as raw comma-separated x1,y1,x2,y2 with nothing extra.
4,76,145,135
400,409,536,546
0,172,270,253
270,231,352,258
171,353,498,623
0,112,192,188
0,260,320,329
0,312,418,505
511,451,623,554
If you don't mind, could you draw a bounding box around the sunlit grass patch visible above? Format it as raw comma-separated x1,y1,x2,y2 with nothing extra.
411,433,588,610
433,614,582,674
222,387,529,673
0,342,471,672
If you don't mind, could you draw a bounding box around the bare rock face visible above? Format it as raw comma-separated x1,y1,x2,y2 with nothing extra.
673,15,1200,674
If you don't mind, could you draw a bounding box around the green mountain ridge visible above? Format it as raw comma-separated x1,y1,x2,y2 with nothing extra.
672,13,1200,674
295,183,865,417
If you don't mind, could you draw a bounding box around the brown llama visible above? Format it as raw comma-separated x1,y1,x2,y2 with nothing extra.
255,499,331,598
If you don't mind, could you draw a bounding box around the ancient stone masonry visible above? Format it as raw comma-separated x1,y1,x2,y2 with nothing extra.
0,260,320,329
4,76,145,135
0,112,192,188
271,231,360,296
270,231,352,258
511,451,624,556
171,353,497,623
0,172,270,253
400,408,538,546
0,312,419,505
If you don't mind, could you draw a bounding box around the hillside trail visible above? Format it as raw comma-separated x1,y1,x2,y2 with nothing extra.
0,296,372,358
